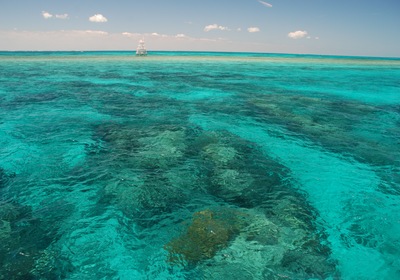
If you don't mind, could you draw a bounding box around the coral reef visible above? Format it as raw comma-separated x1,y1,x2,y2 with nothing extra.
196,212,338,279
202,143,237,165
0,201,65,280
30,248,72,279
247,93,398,167
91,122,338,277
136,129,187,169
195,130,294,210
164,208,247,265
0,168,15,188
94,122,188,169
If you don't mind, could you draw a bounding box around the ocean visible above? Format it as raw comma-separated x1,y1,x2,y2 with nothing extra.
0,51,399,279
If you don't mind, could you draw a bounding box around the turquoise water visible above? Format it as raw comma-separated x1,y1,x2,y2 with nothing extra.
0,51,399,279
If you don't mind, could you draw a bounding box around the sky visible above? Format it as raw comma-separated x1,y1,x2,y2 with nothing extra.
0,0,399,57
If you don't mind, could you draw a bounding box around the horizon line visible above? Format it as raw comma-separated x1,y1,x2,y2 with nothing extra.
1,50,399,59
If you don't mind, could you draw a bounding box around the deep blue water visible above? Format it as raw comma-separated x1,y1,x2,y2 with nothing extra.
0,51,399,279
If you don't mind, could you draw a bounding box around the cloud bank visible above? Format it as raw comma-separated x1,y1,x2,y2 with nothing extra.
122,32,135,37
0,29,305,53
89,14,108,23
288,30,308,39
204,24,229,32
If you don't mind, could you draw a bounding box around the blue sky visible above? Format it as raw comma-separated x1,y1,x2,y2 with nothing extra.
0,0,399,57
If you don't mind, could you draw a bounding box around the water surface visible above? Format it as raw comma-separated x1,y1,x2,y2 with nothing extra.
0,51,399,279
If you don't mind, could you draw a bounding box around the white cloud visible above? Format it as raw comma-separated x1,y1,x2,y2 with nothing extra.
82,30,108,36
204,24,229,32
122,32,138,37
42,11,53,19
175,33,186,38
248,27,260,33
42,11,69,20
258,0,273,8
89,14,108,23
55,14,69,20
288,30,308,39
237,28,242,32
315,36,320,40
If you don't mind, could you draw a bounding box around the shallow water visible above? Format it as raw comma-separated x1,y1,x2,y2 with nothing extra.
0,51,399,279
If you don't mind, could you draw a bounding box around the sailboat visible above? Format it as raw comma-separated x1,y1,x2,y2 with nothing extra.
136,39,147,56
